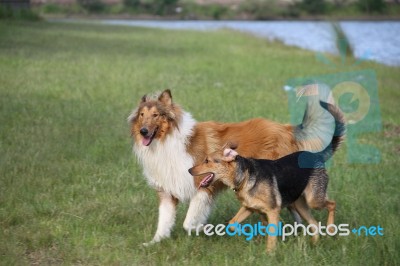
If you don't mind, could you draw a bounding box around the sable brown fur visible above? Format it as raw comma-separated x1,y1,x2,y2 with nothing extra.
129,90,303,196
128,89,344,244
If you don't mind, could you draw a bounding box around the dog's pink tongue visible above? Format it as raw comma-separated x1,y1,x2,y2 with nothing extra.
198,174,213,188
142,137,152,146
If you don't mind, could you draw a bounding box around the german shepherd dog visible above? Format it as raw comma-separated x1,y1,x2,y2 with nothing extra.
188,102,346,253
128,87,340,245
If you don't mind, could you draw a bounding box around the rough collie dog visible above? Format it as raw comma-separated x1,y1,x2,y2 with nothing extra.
188,102,345,253
128,88,338,245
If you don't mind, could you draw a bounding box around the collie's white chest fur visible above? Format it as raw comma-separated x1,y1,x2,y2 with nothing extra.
133,112,197,202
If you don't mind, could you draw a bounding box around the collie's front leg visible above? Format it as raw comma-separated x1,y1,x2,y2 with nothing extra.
143,190,178,246
183,189,213,232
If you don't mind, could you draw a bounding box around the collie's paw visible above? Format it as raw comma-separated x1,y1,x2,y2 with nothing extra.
142,241,154,247
183,222,204,233
142,236,162,247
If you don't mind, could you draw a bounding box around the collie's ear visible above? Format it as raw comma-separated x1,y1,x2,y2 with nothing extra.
141,94,147,103
127,95,145,123
127,107,138,123
158,89,172,106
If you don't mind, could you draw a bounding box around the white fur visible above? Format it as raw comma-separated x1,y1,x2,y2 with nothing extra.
183,190,214,232
134,111,197,202
133,111,219,241
143,191,177,245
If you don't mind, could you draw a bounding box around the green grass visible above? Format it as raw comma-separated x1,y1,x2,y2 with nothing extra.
0,20,399,265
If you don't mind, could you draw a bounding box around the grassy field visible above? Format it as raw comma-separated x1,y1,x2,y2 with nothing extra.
0,20,399,265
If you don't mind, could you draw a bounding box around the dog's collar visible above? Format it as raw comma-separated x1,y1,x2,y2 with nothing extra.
232,181,244,192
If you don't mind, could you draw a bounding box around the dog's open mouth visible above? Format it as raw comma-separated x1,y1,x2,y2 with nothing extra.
198,173,214,188
142,128,158,146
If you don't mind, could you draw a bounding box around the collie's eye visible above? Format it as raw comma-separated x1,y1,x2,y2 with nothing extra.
140,113,144,117
153,114,159,117
204,159,209,163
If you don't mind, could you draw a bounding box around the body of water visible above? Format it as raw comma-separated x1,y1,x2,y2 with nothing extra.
101,20,400,67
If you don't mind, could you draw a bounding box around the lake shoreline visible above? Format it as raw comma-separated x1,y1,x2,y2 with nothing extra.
42,13,400,22
50,18,400,67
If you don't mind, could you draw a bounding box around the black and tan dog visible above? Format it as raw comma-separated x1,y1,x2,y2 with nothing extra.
188,102,346,253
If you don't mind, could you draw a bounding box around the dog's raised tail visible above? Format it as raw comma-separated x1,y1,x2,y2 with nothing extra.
318,101,346,161
293,83,346,158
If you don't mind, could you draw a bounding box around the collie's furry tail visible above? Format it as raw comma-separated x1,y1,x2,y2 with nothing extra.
294,83,344,154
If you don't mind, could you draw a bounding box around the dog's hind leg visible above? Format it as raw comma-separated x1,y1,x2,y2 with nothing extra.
143,190,178,246
324,199,336,233
304,196,336,234
288,206,303,224
293,196,319,244
303,172,336,233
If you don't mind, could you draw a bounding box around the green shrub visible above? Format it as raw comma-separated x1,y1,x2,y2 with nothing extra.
300,0,327,14
123,0,141,9
77,0,106,13
0,5,40,20
357,0,386,13
178,3,231,20
108,3,125,14
208,4,229,20
238,0,283,20
150,0,179,15
41,3,63,13
0,5,11,18
280,4,301,17
123,0,178,15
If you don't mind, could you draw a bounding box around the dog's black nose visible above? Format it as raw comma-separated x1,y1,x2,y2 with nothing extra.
140,128,148,136
188,168,193,175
